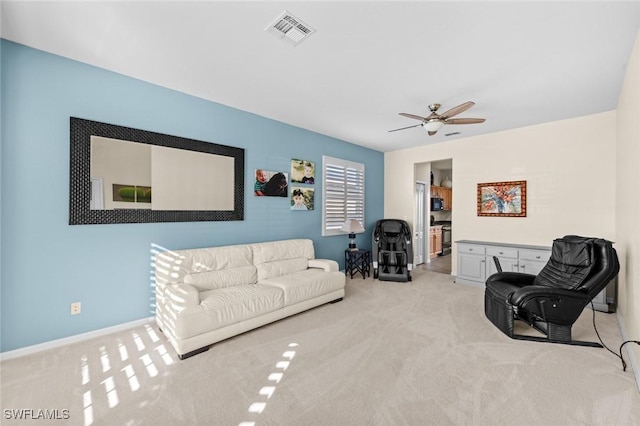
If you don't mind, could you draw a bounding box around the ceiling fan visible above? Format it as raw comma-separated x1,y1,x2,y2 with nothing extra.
389,101,485,136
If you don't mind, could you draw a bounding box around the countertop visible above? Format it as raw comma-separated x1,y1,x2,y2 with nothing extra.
455,240,551,251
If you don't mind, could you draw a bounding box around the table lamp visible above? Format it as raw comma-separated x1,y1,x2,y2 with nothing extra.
341,219,365,251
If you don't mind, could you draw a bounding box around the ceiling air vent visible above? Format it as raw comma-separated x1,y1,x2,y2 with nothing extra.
266,11,316,46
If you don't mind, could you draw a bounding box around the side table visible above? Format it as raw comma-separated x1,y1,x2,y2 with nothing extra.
344,249,371,279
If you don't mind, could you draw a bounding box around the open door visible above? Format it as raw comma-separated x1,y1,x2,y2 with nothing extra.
414,182,426,265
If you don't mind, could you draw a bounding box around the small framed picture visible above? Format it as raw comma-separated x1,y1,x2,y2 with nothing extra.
291,186,314,211
291,159,315,185
477,180,526,217
254,169,288,197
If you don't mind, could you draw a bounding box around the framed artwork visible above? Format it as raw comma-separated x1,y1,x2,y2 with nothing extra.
290,186,314,211
477,180,527,217
254,169,288,197
291,159,315,185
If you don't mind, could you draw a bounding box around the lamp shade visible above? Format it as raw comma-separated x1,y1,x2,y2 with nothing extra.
340,219,365,234
424,120,445,132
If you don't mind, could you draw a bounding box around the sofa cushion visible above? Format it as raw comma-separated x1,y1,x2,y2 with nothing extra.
256,257,309,281
156,244,254,285
184,265,258,290
259,269,345,305
174,284,284,339
252,239,315,280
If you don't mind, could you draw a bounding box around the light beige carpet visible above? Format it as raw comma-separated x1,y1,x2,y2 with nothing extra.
1,268,639,426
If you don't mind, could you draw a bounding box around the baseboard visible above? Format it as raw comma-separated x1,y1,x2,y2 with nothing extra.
0,317,154,362
616,312,640,393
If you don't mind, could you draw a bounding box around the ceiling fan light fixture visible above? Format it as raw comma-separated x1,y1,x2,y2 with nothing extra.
423,120,444,132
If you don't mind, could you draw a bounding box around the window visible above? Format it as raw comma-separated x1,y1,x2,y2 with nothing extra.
322,156,365,236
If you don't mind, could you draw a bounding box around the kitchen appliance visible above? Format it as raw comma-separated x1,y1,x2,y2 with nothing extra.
440,225,452,256
431,197,444,211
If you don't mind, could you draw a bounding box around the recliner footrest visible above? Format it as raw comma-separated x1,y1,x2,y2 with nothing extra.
484,286,515,338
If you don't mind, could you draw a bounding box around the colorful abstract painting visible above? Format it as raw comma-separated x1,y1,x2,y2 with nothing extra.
477,181,526,217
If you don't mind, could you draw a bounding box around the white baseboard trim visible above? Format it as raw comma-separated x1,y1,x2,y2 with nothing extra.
0,317,154,362
616,312,640,393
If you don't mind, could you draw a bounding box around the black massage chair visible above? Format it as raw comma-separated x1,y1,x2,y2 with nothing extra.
372,219,413,282
485,235,619,347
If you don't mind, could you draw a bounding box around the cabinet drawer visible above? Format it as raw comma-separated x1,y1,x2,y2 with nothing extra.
458,244,485,255
486,246,518,259
519,249,551,262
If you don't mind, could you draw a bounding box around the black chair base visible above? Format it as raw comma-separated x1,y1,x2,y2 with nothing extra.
484,289,602,348
509,331,602,348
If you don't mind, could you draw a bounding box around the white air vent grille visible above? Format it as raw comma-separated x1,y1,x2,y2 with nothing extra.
266,11,316,46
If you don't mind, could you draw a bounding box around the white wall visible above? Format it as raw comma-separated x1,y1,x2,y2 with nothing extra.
615,30,640,379
385,111,617,275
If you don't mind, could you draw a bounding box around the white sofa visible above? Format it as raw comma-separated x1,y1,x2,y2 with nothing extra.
155,239,345,359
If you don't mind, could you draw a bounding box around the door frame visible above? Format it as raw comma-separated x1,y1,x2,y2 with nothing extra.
415,180,429,265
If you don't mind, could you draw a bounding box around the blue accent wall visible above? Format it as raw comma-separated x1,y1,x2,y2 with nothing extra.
0,40,384,352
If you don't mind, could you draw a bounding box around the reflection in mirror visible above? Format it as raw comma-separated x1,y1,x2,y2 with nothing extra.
90,136,235,211
91,137,152,210
70,117,244,224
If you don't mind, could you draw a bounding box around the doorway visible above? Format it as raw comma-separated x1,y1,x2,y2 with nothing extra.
415,159,453,275
415,182,426,265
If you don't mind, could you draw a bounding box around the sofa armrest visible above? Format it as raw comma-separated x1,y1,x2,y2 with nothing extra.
308,259,339,273
164,283,200,310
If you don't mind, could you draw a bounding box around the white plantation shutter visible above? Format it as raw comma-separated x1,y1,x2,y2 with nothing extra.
322,156,365,236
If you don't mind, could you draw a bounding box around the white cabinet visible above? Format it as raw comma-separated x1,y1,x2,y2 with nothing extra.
455,241,551,286
486,246,519,275
455,240,613,312
457,243,486,283
517,249,550,275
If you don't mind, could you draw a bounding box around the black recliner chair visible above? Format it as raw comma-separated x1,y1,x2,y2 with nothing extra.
485,235,619,347
372,219,413,282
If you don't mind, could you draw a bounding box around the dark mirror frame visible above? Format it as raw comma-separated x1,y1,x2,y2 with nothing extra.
69,117,244,225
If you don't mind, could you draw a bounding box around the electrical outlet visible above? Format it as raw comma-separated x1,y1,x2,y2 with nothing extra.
70,302,81,315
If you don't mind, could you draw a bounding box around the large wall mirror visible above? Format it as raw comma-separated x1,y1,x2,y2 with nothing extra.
70,117,244,224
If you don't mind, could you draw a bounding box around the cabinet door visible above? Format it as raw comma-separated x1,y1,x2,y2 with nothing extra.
458,253,486,283
435,232,442,254
518,249,551,275
429,230,435,257
517,259,547,275
486,256,519,276
443,187,452,210
486,247,518,275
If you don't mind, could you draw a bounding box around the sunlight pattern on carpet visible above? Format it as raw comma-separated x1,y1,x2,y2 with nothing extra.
239,342,299,426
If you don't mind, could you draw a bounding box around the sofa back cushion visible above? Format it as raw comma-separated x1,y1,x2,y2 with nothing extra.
252,239,315,281
184,266,257,290
155,244,256,290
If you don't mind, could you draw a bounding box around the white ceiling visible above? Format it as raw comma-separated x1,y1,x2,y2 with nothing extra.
2,1,639,152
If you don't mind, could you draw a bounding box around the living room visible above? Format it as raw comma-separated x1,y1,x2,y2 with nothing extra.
2,1,640,424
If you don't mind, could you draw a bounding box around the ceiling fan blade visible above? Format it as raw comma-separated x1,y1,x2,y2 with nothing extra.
445,118,486,124
440,101,475,119
399,113,427,121
388,124,423,132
